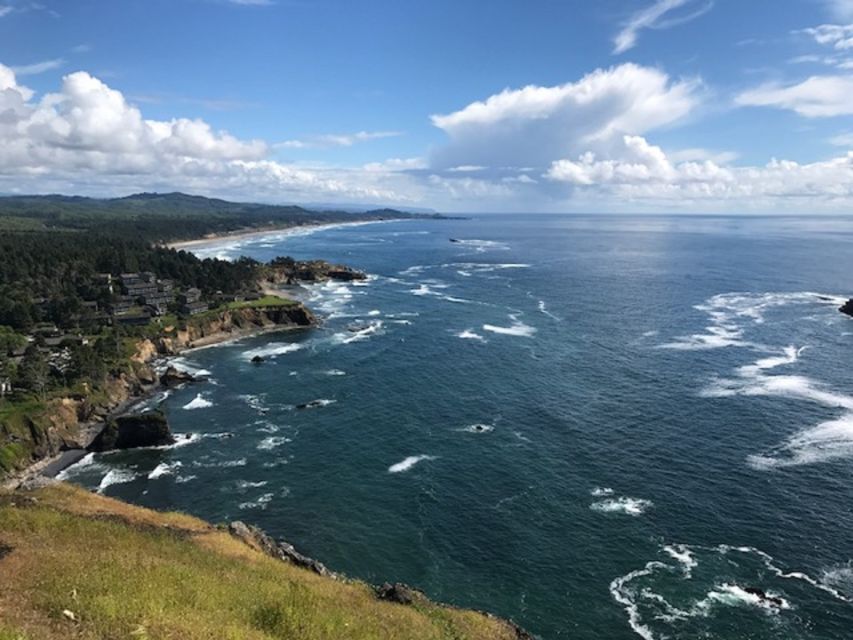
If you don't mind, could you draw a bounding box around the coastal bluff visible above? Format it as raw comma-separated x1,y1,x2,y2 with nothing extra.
0,483,531,640
0,301,315,481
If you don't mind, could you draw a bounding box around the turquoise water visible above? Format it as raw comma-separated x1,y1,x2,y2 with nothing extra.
63,215,853,639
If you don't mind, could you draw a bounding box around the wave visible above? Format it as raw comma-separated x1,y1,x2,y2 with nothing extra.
148,461,182,480
240,394,269,414
257,436,292,450
236,480,269,489
659,291,841,351
590,486,614,497
56,452,98,481
537,300,561,320
451,239,510,253
97,468,137,493
611,543,850,640
175,474,198,483
456,329,486,342
334,320,383,344
409,283,472,304
324,369,347,376
482,316,536,338
388,454,436,473
192,457,247,469
590,496,653,516
238,492,274,510
167,357,212,378
182,393,213,410
242,342,302,360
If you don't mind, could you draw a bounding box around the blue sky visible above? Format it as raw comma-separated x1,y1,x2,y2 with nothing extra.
1,0,853,212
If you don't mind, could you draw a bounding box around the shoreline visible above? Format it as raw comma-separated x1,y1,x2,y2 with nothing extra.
166,218,401,252
3,318,317,491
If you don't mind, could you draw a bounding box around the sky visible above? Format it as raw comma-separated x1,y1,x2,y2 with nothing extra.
1,0,853,213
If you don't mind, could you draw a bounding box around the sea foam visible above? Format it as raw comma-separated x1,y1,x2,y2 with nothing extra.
388,455,436,473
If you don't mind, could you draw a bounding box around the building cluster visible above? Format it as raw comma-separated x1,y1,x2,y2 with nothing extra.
99,272,209,324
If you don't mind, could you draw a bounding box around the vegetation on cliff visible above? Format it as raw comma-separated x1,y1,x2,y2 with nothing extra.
0,483,525,640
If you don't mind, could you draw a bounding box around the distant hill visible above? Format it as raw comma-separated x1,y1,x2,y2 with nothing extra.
0,192,435,243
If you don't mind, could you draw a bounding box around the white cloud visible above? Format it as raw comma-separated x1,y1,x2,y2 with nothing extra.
736,74,853,117
613,0,713,54
11,58,65,76
0,63,409,204
803,23,853,50
277,130,401,150
829,131,853,145
430,63,701,172
546,134,853,208
0,5,13,18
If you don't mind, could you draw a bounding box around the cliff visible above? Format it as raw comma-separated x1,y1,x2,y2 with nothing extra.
0,302,315,480
0,483,530,640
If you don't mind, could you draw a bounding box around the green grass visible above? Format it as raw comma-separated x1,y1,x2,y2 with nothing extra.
0,485,521,640
225,295,297,310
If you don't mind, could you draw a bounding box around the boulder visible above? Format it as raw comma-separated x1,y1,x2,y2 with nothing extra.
228,521,336,578
160,366,195,388
89,412,174,451
251,355,265,364
375,582,424,605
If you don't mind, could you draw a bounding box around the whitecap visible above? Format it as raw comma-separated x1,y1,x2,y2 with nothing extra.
243,342,302,360
388,455,436,473
482,319,536,338
182,393,213,410
148,461,182,480
367,309,381,316
97,468,137,493
456,329,486,342
257,436,292,450
335,320,383,344
538,300,560,320
324,369,346,376
238,492,274,510
56,452,98,481
236,480,268,489
590,487,614,497
590,496,653,516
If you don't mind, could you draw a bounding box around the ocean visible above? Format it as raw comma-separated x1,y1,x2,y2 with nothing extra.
61,214,853,639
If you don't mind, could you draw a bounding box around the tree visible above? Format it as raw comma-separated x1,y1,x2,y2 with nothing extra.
17,345,50,400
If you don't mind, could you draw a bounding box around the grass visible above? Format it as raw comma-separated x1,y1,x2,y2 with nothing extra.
0,484,522,640
224,295,298,310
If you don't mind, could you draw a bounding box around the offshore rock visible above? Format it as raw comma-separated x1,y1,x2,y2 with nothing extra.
840,298,853,318
89,412,175,451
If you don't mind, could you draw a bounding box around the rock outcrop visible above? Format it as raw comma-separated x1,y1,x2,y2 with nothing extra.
265,257,367,285
840,298,853,318
228,521,336,579
89,412,174,451
160,366,196,388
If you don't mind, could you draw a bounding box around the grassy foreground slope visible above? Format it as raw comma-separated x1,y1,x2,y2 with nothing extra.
0,484,522,640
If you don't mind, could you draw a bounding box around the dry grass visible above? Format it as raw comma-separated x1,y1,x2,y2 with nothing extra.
0,484,520,640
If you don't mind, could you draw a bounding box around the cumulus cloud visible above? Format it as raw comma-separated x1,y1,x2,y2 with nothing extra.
613,0,713,54
803,23,853,50
430,63,701,172
546,134,853,208
736,74,853,117
0,63,408,203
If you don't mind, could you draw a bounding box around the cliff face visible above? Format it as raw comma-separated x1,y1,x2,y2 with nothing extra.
0,303,315,479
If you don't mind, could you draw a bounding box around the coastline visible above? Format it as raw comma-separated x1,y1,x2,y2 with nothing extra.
166,218,400,252
3,314,317,491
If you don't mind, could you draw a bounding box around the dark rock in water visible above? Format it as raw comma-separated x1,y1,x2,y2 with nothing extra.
296,400,326,410
326,268,367,281
228,521,336,578
251,355,265,364
347,324,369,333
89,411,175,451
744,587,785,607
840,298,853,318
449,238,461,243
375,582,424,605
160,366,196,388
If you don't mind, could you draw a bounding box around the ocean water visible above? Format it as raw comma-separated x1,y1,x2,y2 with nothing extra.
62,214,853,639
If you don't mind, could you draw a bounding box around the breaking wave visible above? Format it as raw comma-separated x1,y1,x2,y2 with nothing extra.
182,393,213,410
388,455,436,473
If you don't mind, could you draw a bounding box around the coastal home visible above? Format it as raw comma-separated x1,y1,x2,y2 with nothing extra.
181,300,208,316
109,296,136,316
178,288,202,305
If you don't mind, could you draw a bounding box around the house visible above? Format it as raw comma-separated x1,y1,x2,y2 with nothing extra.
110,296,136,315
181,300,208,316
178,288,202,305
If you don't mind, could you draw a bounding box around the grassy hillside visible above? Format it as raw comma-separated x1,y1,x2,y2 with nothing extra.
0,484,525,640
